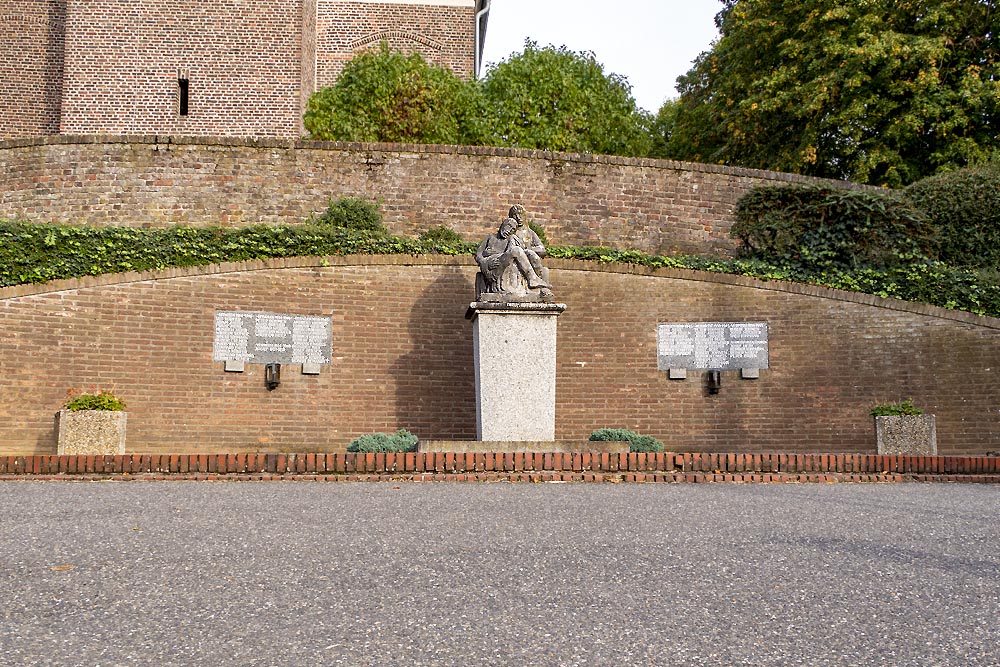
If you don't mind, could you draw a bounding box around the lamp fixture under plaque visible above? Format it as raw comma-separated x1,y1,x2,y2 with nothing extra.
265,363,281,391
707,370,722,395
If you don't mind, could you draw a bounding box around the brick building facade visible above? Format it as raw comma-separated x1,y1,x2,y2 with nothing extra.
0,0,488,139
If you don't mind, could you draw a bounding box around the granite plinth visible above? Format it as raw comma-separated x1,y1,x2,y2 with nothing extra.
56,410,127,455
417,440,629,453
468,301,567,442
875,415,937,455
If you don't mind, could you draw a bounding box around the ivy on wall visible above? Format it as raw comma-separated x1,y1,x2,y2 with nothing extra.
2,219,998,318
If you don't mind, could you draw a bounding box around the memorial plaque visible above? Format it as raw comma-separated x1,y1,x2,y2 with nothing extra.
213,311,332,365
657,322,768,371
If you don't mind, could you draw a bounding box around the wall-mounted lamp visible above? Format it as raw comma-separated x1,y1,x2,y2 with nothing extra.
707,370,722,395
265,363,281,391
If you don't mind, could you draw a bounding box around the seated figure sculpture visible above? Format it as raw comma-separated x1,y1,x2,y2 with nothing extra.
474,205,553,300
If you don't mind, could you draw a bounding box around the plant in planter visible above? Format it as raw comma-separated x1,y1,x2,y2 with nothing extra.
870,399,936,456
347,429,418,453
57,390,128,455
589,428,665,453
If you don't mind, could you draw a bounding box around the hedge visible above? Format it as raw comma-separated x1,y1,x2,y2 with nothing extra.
731,185,936,271
903,166,1000,269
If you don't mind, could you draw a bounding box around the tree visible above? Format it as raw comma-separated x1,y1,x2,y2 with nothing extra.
479,41,652,156
669,0,1000,186
304,41,653,157
304,43,478,144
647,99,680,159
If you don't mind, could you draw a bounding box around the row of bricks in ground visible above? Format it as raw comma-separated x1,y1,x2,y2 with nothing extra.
1,453,998,476
2,473,998,484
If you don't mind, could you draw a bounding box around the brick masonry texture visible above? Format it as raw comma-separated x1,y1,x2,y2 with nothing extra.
1,1,476,140
0,1,65,138
2,256,998,456
0,137,877,256
1,452,998,484
317,1,475,86
58,0,306,137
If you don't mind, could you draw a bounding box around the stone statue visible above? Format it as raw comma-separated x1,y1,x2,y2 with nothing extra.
475,205,553,300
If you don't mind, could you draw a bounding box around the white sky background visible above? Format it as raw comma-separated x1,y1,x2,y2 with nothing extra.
479,0,723,113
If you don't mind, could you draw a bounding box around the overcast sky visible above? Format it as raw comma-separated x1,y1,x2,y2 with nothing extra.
480,0,722,114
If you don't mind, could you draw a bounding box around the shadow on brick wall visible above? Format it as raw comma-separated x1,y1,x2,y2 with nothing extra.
390,269,477,440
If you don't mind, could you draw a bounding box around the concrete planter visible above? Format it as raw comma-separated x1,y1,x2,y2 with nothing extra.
56,410,127,455
875,414,936,456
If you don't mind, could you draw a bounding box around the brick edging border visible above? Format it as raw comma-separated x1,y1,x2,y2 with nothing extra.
2,452,997,483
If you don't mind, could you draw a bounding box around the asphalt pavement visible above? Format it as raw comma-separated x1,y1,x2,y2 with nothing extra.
0,482,997,666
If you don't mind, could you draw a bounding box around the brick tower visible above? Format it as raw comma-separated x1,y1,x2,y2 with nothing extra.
1,0,488,139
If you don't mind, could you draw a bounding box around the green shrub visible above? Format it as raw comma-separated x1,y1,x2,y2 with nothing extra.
527,221,548,246
417,226,474,255
732,185,936,271
312,197,385,232
304,43,474,145
870,399,923,417
65,391,126,412
903,166,1000,269
589,428,664,453
418,225,464,245
346,429,418,453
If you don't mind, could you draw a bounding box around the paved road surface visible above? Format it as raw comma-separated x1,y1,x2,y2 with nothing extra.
1,482,997,666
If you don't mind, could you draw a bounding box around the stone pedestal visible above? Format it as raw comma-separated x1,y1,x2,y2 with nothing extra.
468,301,566,441
56,410,127,455
875,414,937,455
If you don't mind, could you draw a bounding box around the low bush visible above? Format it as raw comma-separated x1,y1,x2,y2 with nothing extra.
417,226,473,255
311,197,386,233
903,166,1000,269
65,390,126,412
870,399,923,417
589,428,664,453
346,429,418,453
527,221,548,246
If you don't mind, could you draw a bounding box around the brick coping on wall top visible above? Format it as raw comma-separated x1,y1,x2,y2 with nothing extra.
3,254,998,331
1,452,997,484
0,134,882,192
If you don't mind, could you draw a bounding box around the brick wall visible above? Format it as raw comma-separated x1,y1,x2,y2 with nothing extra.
0,1,65,139
57,1,305,137
0,137,875,256
317,1,476,85
2,257,998,456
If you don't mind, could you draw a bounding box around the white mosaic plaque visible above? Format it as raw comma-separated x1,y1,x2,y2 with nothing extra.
214,311,332,365
657,322,768,371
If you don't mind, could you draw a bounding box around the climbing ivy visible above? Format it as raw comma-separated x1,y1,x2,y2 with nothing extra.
2,219,998,318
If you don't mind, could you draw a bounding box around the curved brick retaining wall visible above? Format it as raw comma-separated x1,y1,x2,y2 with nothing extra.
0,136,877,257
2,256,998,456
